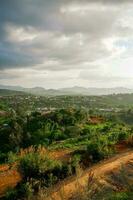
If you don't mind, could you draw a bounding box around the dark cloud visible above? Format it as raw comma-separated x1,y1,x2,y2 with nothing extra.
0,41,41,69
0,0,133,87
0,0,132,35
0,0,62,32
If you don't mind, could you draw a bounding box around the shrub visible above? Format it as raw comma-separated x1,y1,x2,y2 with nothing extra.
0,152,7,163
87,138,113,162
7,151,19,164
19,152,62,179
107,192,133,200
4,182,34,200
126,135,133,147
87,142,103,161
19,151,66,189
4,187,18,200
71,154,81,170
117,132,128,142
18,182,34,199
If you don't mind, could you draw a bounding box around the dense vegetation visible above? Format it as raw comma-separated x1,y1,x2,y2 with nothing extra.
0,93,133,199
0,107,132,161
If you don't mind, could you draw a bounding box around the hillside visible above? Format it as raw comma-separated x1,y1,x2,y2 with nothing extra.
0,150,132,199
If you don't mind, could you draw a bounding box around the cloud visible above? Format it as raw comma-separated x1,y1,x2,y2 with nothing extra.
0,0,133,88
79,69,132,82
0,71,21,80
0,41,40,69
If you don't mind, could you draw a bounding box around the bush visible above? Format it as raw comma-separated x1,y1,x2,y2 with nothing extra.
107,192,133,200
126,135,133,147
87,142,103,161
19,152,62,179
7,151,19,164
0,152,7,163
87,138,113,162
117,132,128,142
4,188,18,200
18,182,34,199
71,154,81,168
18,148,84,193
4,182,34,200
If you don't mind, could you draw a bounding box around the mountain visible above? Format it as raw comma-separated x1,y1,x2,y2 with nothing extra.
0,85,133,96
60,86,133,95
0,85,24,91
0,89,27,96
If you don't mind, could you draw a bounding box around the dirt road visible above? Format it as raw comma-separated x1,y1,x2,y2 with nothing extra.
46,150,133,200
0,150,132,199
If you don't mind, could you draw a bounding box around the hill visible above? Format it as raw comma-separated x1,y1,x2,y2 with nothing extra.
0,85,133,96
0,89,27,96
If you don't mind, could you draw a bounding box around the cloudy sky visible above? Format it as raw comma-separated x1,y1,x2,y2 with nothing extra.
0,0,133,89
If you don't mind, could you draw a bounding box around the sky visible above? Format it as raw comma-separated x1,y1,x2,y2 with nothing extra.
0,0,133,89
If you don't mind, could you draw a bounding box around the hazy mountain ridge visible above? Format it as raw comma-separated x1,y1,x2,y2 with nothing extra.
0,85,133,96
0,89,27,96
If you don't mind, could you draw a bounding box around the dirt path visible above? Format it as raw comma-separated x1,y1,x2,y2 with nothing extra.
46,150,133,200
0,150,132,199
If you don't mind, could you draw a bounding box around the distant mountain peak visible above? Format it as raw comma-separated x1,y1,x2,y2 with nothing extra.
0,84,133,96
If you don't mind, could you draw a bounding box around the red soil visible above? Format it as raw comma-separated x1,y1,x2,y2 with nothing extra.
0,168,21,197
89,116,104,124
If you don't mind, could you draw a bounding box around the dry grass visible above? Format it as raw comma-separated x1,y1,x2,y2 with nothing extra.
19,145,72,162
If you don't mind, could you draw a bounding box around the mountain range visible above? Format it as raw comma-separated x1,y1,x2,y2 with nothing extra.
0,85,133,96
